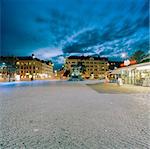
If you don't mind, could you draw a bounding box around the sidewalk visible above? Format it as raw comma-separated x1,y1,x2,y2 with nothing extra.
87,83,150,94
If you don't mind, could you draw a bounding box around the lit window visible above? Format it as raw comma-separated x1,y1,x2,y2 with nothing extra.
16,62,20,65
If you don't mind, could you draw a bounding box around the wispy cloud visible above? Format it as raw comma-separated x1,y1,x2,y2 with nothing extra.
33,47,63,60
1,0,149,66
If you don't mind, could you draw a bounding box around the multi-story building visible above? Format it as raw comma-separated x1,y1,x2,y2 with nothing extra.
16,56,53,80
0,56,19,81
65,56,108,79
0,56,53,81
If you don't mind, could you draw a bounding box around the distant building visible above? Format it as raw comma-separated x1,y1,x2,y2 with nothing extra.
16,56,53,80
0,56,19,81
0,56,53,81
65,56,108,79
108,61,123,70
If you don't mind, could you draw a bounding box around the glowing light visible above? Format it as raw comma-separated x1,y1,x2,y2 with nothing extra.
121,53,127,58
124,60,130,66
15,75,20,81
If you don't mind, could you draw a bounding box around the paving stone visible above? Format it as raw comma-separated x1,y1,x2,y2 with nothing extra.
0,81,149,148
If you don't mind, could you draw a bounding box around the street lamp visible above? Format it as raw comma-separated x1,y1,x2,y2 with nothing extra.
121,52,127,59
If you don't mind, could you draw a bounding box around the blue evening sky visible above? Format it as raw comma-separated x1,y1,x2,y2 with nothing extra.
1,0,149,68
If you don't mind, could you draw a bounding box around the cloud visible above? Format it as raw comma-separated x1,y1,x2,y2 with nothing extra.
33,47,63,60
1,0,149,67
51,55,65,64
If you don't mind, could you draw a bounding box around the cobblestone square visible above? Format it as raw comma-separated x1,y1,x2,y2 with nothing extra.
0,81,150,149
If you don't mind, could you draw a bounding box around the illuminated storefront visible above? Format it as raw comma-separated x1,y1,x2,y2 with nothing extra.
111,62,150,87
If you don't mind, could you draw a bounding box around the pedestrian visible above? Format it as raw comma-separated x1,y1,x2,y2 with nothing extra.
117,77,123,86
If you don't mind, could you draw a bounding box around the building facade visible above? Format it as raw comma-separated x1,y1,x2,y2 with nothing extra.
65,56,108,79
0,56,19,81
0,56,53,81
110,62,150,87
108,61,123,70
16,57,53,80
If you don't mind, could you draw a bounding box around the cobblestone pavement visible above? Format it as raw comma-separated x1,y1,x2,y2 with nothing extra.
87,83,150,94
0,81,150,149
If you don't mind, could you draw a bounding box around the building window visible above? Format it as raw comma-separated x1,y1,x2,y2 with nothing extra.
102,67,105,70
16,62,20,65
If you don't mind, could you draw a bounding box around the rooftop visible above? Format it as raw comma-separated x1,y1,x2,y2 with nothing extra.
0,56,53,65
67,56,108,61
